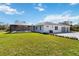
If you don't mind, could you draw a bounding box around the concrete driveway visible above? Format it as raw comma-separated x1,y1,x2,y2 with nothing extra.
55,32,79,40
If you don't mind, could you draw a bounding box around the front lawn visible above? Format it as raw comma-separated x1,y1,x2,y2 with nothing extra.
0,32,79,56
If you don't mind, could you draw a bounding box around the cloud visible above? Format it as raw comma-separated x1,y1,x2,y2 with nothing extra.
40,11,79,24
0,3,11,5
35,7,45,11
69,3,78,5
0,4,24,15
34,3,45,11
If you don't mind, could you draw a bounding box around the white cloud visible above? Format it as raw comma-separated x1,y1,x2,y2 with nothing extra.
69,3,78,5
35,7,45,11
34,3,45,11
38,3,42,7
0,4,24,15
41,11,79,24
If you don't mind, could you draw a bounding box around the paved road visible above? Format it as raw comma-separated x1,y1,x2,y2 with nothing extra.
55,32,79,40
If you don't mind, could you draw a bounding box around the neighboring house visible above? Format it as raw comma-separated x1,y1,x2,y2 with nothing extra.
34,22,70,33
9,22,70,33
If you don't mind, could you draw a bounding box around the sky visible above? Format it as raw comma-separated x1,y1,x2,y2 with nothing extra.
0,3,79,24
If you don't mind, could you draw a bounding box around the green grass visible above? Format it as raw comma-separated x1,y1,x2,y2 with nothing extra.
0,32,79,56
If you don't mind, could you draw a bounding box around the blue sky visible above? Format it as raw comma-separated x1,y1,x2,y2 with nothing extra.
0,3,79,24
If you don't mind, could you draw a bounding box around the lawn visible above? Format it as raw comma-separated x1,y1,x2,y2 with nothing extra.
0,32,79,56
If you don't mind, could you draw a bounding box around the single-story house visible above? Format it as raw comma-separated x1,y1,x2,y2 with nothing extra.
34,22,70,33
9,22,70,33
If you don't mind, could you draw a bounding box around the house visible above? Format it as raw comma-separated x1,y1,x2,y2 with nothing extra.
9,22,70,33
34,22,70,33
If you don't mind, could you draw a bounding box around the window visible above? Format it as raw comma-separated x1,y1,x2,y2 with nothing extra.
40,26,41,30
36,27,37,30
46,25,49,27
55,26,58,30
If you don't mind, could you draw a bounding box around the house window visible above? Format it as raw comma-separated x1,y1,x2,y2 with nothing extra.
40,26,41,30
36,27,37,30
55,26,58,30
46,25,49,27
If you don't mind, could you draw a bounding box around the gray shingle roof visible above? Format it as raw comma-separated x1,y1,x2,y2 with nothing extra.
36,22,70,26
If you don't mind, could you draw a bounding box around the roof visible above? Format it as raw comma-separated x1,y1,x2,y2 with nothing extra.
36,22,55,25
10,23,32,26
36,22,70,26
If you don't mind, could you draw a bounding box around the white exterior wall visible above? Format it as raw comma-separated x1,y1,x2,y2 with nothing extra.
64,26,70,32
43,25,62,33
35,25,70,33
35,25,44,33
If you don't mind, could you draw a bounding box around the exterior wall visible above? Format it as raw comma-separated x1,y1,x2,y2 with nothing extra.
35,25,70,33
68,26,70,32
35,25,44,33
43,25,62,33
62,26,70,32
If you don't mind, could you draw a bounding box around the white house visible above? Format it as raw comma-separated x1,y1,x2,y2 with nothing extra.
34,22,70,33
